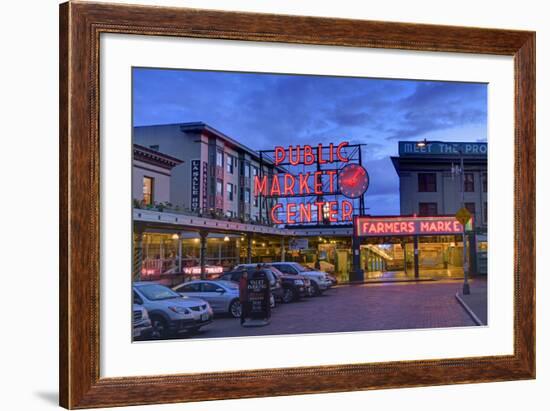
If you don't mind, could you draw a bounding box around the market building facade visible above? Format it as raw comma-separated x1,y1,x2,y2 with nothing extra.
132,124,487,285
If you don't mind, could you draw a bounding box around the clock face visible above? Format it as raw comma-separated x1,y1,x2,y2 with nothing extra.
338,164,369,199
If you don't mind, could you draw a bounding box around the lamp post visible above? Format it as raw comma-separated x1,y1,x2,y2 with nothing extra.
415,139,470,295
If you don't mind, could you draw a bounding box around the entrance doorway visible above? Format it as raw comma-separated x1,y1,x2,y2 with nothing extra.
360,235,465,280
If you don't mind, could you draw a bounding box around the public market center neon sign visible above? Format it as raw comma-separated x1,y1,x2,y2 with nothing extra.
254,142,361,225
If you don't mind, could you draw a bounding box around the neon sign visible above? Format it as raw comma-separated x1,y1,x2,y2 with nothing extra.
183,265,224,275
355,216,472,237
254,142,367,225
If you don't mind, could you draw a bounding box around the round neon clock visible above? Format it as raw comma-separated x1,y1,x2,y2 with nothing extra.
338,164,369,199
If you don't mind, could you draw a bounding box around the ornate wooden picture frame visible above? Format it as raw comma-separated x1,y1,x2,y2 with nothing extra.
59,1,535,408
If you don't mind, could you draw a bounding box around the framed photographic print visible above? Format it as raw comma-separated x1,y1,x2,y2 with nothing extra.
59,1,535,408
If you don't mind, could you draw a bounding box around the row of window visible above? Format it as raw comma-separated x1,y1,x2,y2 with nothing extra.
418,201,488,223
418,172,487,193
216,150,259,177
216,180,258,206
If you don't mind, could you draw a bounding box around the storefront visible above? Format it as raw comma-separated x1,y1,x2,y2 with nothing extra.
352,215,475,280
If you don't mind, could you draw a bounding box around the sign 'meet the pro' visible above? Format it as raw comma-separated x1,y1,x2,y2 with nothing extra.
355,216,470,237
399,141,487,156
254,142,366,224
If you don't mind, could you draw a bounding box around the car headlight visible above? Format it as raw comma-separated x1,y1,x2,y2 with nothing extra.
168,306,191,315
141,308,149,320
294,279,304,285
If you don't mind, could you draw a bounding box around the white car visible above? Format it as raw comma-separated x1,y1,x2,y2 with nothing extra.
133,282,213,339
270,262,332,296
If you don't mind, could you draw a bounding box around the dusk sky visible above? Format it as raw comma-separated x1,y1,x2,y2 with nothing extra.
133,68,487,215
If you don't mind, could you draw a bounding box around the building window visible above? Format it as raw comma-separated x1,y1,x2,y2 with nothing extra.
142,176,154,205
253,195,258,207
464,172,475,192
226,155,234,174
482,173,488,192
244,188,250,203
216,150,224,168
216,179,223,196
465,202,476,219
241,161,250,177
227,183,234,201
418,173,437,192
252,166,258,177
484,201,488,223
419,202,438,216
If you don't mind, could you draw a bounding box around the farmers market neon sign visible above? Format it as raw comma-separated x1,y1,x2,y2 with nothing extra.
355,216,472,237
254,142,365,225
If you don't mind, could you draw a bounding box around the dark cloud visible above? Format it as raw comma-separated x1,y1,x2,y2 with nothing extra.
133,68,487,215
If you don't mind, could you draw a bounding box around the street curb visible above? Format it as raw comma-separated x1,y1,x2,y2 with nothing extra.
455,292,483,326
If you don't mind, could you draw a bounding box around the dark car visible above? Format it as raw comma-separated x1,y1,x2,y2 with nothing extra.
232,264,309,303
219,267,283,304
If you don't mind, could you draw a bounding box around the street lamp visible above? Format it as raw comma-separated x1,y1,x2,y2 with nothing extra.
415,139,471,295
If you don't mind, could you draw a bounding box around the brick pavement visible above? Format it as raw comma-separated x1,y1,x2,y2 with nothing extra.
181,279,476,340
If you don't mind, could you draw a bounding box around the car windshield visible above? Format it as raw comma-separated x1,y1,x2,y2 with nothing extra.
292,263,309,272
135,284,181,301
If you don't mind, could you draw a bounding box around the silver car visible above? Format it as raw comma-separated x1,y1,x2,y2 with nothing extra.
133,282,213,339
132,303,153,340
270,262,332,296
173,280,242,318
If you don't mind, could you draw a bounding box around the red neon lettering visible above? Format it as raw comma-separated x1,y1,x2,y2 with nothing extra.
303,145,315,165
298,172,311,195
444,221,452,232
314,201,325,222
270,175,281,196
253,175,268,196
313,171,323,194
289,145,301,166
328,201,338,222
368,223,379,234
274,147,285,165
376,222,385,232
299,203,311,223
317,144,327,164
271,204,283,224
283,174,296,195
336,142,350,163
408,222,415,232
326,170,337,193
454,221,462,232
286,203,297,224
342,200,353,221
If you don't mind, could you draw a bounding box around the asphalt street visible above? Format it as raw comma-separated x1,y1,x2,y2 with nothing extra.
184,279,478,340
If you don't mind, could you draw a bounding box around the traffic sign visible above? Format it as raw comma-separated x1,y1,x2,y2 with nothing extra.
455,207,472,226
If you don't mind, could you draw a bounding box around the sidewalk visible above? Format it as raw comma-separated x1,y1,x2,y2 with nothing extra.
455,278,488,325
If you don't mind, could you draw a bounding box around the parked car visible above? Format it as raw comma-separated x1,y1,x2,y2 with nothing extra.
173,280,245,318
232,264,309,303
270,262,332,296
133,282,213,339
132,303,153,340
221,266,283,303
326,274,338,286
